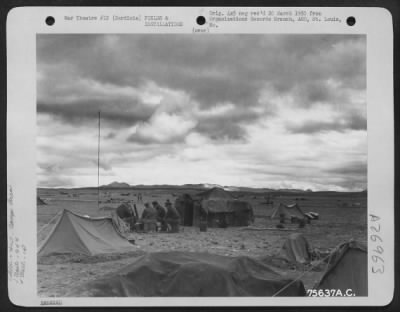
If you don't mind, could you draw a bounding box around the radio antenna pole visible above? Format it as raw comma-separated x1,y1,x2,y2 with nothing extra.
97,111,101,210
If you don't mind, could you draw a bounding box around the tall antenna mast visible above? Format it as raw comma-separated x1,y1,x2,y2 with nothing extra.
97,111,101,210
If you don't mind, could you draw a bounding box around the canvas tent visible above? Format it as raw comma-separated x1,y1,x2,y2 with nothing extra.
197,187,233,200
110,211,131,235
202,199,254,227
175,191,254,227
38,209,134,256
68,251,306,297
315,240,367,296
278,233,312,264
270,203,306,220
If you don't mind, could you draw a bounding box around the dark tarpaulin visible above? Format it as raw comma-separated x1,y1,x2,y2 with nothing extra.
279,233,312,264
69,251,306,297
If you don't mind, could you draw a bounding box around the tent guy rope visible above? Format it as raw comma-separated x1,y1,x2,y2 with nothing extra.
38,209,63,235
271,250,333,297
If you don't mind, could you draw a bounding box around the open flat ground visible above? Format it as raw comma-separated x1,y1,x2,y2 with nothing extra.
37,188,367,297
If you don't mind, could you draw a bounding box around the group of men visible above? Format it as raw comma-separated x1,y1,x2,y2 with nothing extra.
141,199,181,232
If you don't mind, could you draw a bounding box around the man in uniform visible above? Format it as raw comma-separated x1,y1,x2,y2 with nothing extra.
141,202,158,232
152,201,167,231
164,199,181,232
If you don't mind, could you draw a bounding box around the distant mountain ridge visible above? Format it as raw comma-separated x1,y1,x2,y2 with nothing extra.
102,181,131,188
37,183,365,193
98,182,305,193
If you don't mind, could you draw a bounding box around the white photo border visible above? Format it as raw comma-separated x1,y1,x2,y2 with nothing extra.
6,6,394,307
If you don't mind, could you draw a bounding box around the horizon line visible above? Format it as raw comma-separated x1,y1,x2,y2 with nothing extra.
36,184,367,193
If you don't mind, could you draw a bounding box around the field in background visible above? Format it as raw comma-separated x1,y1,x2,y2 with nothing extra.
37,187,367,297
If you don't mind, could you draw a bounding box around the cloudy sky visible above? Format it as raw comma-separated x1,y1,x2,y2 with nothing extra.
37,34,366,191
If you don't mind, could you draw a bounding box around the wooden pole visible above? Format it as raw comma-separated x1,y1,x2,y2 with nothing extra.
97,111,100,210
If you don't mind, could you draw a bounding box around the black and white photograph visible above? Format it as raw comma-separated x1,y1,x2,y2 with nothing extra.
35,33,369,298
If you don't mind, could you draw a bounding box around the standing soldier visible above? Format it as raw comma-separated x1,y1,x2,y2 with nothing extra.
165,199,181,232
279,213,285,224
197,200,208,232
141,202,158,232
152,201,167,231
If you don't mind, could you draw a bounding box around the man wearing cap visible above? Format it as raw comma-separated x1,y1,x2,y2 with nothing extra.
141,202,158,232
164,199,181,232
152,201,167,231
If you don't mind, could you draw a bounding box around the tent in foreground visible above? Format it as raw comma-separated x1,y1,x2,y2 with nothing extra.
270,203,306,220
279,233,312,264
315,240,367,296
38,209,134,256
67,251,306,297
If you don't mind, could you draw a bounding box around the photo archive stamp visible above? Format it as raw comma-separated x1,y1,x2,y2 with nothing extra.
6,6,394,307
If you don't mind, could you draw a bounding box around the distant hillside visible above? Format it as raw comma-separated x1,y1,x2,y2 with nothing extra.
37,182,366,195
102,181,131,188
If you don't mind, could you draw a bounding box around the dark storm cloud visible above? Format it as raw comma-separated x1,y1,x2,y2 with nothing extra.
127,132,185,145
105,132,116,139
286,113,367,134
37,34,366,141
327,161,367,176
37,34,367,191
333,178,367,190
294,80,349,108
37,34,366,111
38,35,262,109
346,114,368,131
194,108,261,141
90,159,112,171
37,99,155,126
196,118,247,141
38,163,63,175
39,176,73,188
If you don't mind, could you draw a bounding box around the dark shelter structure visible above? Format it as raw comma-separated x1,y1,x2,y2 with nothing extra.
68,251,306,297
197,187,233,200
175,188,254,228
175,194,196,226
278,233,312,264
202,199,254,227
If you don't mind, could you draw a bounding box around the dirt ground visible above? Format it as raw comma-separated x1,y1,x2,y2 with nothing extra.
37,188,367,297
